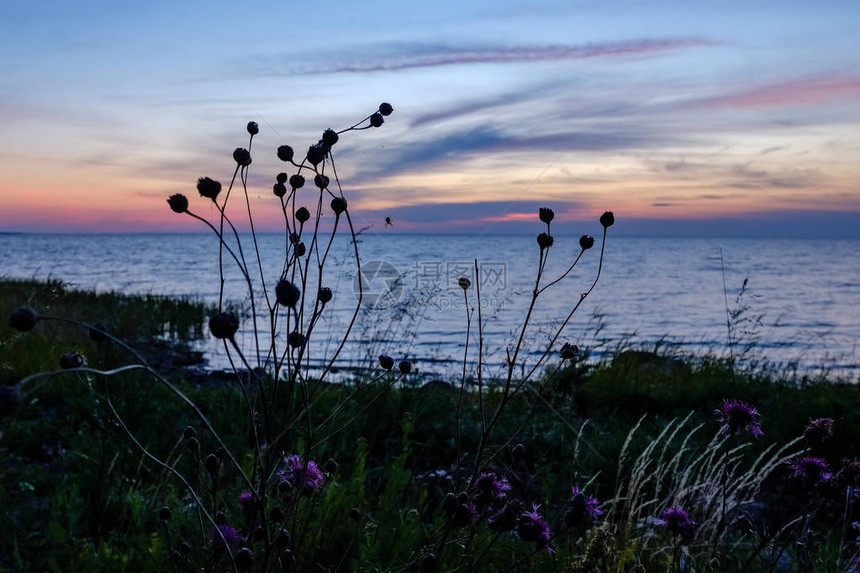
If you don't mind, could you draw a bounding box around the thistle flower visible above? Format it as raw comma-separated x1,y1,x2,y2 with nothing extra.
471,472,511,507
567,486,604,520
579,235,595,250
322,128,339,146
804,417,834,444
378,102,394,116
278,454,326,493
167,194,188,213
196,177,222,201
658,507,696,539
233,147,252,166
599,211,615,228
276,280,301,308
539,207,554,224
488,499,524,532
277,145,294,162
369,112,384,127
246,121,259,135
8,307,39,332
209,524,243,551
238,491,255,506
378,355,394,370
715,398,763,438
789,456,832,483
516,504,553,553
209,312,239,339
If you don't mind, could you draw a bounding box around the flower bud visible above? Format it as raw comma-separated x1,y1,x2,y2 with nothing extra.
331,197,347,215
378,102,394,116
246,121,259,135
59,351,86,369
314,174,329,189
306,145,326,166
88,323,107,343
317,287,332,304
8,307,39,332
167,194,188,213
289,174,305,189
600,211,615,228
288,331,306,349
183,425,197,440
235,547,254,570
277,145,295,162
458,277,471,290
539,207,554,224
196,177,222,201
159,506,172,521
273,183,287,198
536,232,554,250
233,148,252,166
369,112,384,127
186,437,200,451
579,235,594,250
295,207,310,223
204,453,220,475
398,360,412,375
322,128,339,147
560,342,579,360
276,172,288,184
378,355,394,370
324,458,339,473
209,312,239,339
214,510,227,525
276,280,301,308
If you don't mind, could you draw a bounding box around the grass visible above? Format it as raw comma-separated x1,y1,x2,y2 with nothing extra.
3,278,860,572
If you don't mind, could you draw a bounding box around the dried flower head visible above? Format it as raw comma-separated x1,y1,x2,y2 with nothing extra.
314,174,330,189
539,207,554,224
276,172,288,185
579,235,595,250
516,504,553,553
715,398,763,438
289,174,305,190
272,183,287,198
458,277,471,290
398,360,412,375
317,287,333,304
804,417,834,443
369,112,384,127
8,307,39,332
599,211,615,228
295,242,306,257
287,331,306,349
295,207,311,223
322,128,339,147
59,351,86,369
536,232,554,250
378,102,394,116
488,498,525,532
306,145,326,166
209,312,239,340
331,197,347,215
196,177,222,201
276,280,301,308
378,355,394,370
233,147,252,166
560,342,579,360
167,194,189,213
277,145,294,162
659,507,696,539
278,454,326,493
789,456,832,483
246,121,259,135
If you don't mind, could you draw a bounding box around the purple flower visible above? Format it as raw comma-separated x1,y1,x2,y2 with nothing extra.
278,454,326,493
570,486,604,519
516,504,554,553
715,399,763,438
803,418,834,443
488,499,524,532
471,472,511,508
789,457,832,483
238,490,255,506
209,524,243,551
658,507,696,539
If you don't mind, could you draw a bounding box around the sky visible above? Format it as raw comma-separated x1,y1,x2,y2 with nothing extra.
1,0,859,236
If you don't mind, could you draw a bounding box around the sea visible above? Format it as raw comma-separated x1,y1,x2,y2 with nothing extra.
2,233,858,382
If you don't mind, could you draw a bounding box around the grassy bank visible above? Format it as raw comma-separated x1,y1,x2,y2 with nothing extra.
2,279,859,572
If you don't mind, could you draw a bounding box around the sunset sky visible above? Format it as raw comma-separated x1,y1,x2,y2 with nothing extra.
1,1,858,236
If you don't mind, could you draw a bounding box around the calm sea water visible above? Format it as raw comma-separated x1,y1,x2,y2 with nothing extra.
1,233,858,381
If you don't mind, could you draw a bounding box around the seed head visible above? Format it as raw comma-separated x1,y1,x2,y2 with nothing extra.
8,307,39,332
277,145,295,162
539,207,554,224
204,453,220,475
317,287,333,304
369,112,384,127
276,172,288,184
235,547,254,570
209,312,239,340
233,148,252,166
295,242,306,257
186,437,200,451
289,174,305,189
246,121,259,135
59,351,86,369
599,211,615,228
314,174,330,189
560,342,579,360
331,197,347,215
287,331,306,349
378,102,394,116
183,425,197,440
196,177,222,201
322,129,339,146
306,145,326,166
276,280,301,308
295,207,311,223
378,355,394,370
537,232,554,250
458,277,471,290
579,235,595,250
398,360,412,375
167,194,189,213
273,183,287,198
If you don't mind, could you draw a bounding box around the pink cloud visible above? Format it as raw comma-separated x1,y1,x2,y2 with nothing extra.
700,74,860,109
478,212,536,223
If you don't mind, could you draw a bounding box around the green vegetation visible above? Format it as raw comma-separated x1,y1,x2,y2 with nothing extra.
3,278,859,572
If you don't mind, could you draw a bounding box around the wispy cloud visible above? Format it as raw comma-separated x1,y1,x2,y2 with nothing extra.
697,74,860,110
252,38,714,76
